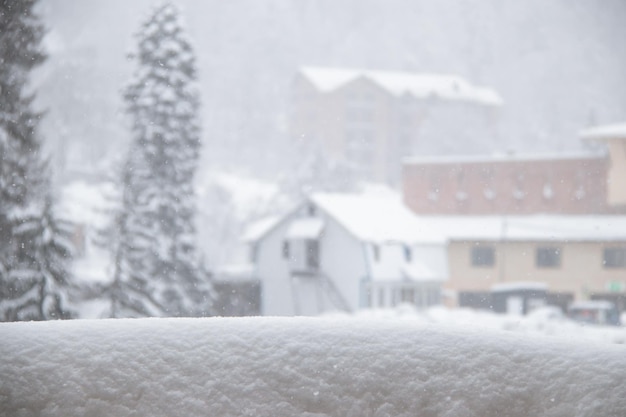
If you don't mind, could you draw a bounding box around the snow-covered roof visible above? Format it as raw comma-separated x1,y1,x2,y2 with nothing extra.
59,180,118,227
414,215,626,243
299,66,503,106
403,151,604,166
2,317,625,416
310,192,445,245
214,264,256,282
242,216,282,242
400,263,444,283
569,300,616,310
580,122,626,141
285,217,325,240
491,282,548,293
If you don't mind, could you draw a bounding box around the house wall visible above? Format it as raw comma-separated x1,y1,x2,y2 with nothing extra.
256,216,296,316
446,240,626,301
403,156,615,215
255,206,370,315
318,214,369,311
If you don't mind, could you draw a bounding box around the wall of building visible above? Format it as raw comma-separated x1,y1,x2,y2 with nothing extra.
255,216,295,316
317,214,369,311
290,75,499,185
607,139,626,207
446,240,626,302
403,156,612,215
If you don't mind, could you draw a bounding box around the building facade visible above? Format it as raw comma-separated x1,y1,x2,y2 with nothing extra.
403,123,626,216
417,215,626,309
245,193,447,316
290,66,501,184
403,153,612,215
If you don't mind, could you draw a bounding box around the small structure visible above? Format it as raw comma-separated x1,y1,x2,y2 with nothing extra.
212,264,261,317
245,192,447,316
568,300,621,326
490,282,548,315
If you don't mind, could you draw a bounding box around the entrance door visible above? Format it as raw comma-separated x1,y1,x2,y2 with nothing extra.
506,296,523,315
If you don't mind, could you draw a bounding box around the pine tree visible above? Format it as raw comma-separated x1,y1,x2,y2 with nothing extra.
108,3,211,317
0,0,74,321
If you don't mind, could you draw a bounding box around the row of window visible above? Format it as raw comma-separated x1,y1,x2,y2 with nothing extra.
372,244,413,263
368,285,440,309
470,246,626,269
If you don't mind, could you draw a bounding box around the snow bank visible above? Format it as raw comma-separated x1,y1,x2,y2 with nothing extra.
2,317,625,417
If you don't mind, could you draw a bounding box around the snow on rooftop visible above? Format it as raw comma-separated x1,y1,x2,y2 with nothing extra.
59,180,117,227
214,263,256,282
415,215,626,243
580,122,626,141
403,150,604,166
400,262,444,282
569,300,617,310
242,215,282,242
300,66,503,106
310,192,445,244
491,281,548,293
285,217,325,239
1,316,625,417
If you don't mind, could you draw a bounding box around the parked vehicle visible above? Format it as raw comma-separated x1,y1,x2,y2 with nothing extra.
568,301,621,326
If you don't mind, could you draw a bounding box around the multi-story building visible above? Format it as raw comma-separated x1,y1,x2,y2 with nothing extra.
403,124,626,215
290,66,501,184
402,123,626,312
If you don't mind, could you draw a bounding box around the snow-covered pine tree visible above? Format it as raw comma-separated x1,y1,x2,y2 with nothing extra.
0,0,75,321
110,3,211,317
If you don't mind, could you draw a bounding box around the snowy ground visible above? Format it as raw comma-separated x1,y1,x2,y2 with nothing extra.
353,305,626,345
1,315,625,417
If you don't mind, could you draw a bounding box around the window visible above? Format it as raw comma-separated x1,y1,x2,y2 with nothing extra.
282,241,290,259
305,239,319,269
404,245,412,262
536,247,561,268
603,247,626,268
372,244,380,262
471,246,495,267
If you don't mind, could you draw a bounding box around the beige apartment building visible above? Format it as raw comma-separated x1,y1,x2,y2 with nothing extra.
290,66,501,183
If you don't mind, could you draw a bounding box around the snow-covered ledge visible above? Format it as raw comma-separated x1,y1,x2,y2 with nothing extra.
1,317,625,416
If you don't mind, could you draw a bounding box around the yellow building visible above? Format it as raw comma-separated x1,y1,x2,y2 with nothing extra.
422,216,626,303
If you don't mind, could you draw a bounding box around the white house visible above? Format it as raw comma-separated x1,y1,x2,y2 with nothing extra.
244,192,447,316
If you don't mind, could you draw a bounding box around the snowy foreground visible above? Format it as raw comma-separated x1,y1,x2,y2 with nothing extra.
2,316,626,417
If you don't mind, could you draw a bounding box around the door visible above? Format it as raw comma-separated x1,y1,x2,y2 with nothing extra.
506,296,523,315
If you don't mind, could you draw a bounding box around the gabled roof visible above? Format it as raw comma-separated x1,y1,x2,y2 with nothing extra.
299,66,503,106
243,191,444,245
309,192,444,244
